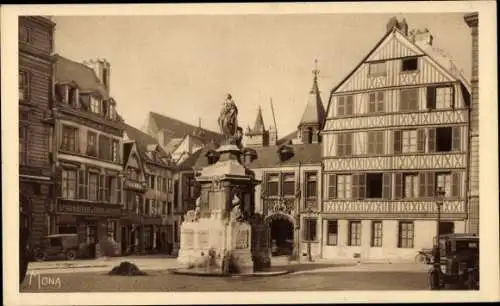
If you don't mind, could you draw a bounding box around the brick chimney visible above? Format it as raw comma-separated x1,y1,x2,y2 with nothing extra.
410,28,434,46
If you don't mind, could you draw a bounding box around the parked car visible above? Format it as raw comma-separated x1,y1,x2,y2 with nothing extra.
428,233,479,290
33,234,81,261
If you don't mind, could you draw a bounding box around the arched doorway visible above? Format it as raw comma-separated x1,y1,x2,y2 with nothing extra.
266,213,294,257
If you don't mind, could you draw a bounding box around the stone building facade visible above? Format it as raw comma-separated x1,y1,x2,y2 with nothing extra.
19,16,56,248
51,55,125,257
464,12,479,235
321,18,471,261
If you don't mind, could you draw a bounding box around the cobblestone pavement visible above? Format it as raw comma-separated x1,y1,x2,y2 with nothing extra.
20,270,428,292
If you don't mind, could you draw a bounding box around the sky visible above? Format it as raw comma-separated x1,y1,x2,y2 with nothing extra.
52,13,472,139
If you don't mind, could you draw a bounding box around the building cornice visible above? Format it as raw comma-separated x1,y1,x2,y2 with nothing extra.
464,12,479,28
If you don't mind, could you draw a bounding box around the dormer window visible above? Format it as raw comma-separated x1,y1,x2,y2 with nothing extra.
402,58,418,72
68,86,78,107
90,96,101,114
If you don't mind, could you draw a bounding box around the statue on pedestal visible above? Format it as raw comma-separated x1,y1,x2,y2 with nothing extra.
218,94,243,147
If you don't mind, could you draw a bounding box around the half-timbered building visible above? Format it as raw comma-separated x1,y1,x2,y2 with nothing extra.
51,55,125,257
123,124,177,255
321,18,471,261
19,16,56,249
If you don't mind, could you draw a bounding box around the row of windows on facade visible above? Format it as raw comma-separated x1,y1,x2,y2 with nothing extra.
60,124,120,163
303,218,445,249
327,171,461,200
368,57,420,77
55,84,118,120
126,165,174,193
18,70,117,121
61,169,121,203
335,125,462,156
124,191,173,216
335,85,455,117
265,172,317,198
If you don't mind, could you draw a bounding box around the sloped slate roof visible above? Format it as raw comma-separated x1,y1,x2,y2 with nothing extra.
54,54,109,99
299,76,326,127
149,112,225,145
178,142,321,171
124,124,174,168
276,130,297,146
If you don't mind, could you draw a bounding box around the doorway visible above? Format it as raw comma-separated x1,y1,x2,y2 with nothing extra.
269,216,294,256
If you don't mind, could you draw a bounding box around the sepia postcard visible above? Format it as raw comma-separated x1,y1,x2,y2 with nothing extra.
1,1,499,305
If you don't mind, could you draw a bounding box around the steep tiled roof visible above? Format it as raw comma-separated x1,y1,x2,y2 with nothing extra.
163,138,184,154
248,143,322,169
276,130,297,146
247,106,266,135
149,112,225,145
122,142,134,168
299,72,326,127
124,124,174,169
177,142,321,171
54,54,109,99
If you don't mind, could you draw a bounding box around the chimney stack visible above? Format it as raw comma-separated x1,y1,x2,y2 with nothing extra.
83,58,111,93
410,28,434,46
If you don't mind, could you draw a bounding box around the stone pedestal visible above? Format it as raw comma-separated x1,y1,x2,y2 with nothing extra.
177,143,267,274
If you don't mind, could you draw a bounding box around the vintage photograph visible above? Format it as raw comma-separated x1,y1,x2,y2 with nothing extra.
2,1,498,304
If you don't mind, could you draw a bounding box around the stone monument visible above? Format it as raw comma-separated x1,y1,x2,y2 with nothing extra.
177,94,269,274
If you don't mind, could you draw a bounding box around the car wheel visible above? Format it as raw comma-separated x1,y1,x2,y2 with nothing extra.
66,250,77,261
33,249,46,262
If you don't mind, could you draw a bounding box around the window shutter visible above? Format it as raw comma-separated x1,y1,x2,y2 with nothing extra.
351,174,359,200
117,177,122,205
419,172,427,198
377,132,384,154
426,172,435,198
367,132,374,155
393,130,402,154
336,134,343,157
426,86,436,109
346,96,354,115
452,172,461,197
368,93,376,113
84,170,88,200
382,172,392,199
346,133,352,155
400,90,407,111
78,170,85,199
358,173,366,199
337,96,344,116
55,167,63,198
394,173,403,200
328,174,337,199
427,128,436,152
451,126,461,151
417,129,426,153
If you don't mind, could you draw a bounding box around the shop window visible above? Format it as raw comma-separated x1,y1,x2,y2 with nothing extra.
303,218,317,241
327,220,338,246
371,221,383,247
348,221,361,246
398,221,414,248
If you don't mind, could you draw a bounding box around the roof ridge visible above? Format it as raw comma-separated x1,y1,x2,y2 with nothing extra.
149,111,223,136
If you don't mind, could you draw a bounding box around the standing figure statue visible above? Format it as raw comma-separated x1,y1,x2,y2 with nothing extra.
218,94,241,145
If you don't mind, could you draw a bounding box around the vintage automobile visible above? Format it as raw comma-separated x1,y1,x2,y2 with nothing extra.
33,234,81,261
428,233,479,290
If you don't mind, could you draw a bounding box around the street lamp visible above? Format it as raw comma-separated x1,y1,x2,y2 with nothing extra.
434,186,446,266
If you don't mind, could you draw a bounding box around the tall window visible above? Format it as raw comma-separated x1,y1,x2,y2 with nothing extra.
61,125,78,152
88,173,98,201
368,91,385,113
112,140,119,162
90,97,101,114
400,88,419,111
367,131,384,155
398,221,414,248
303,218,317,241
87,132,97,156
78,170,88,200
68,87,78,106
427,86,453,109
366,173,383,199
337,174,352,199
337,133,353,156
267,174,279,197
99,135,111,160
327,220,338,246
436,172,452,197
402,130,417,153
19,126,28,165
401,58,418,72
167,201,172,215
107,221,117,240
348,221,362,246
62,169,77,199
282,173,295,196
428,126,460,152
305,172,317,198
371,221,383,247
403,173,419,198
337,95,354,116
19,70,30,101
368,61,386,76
